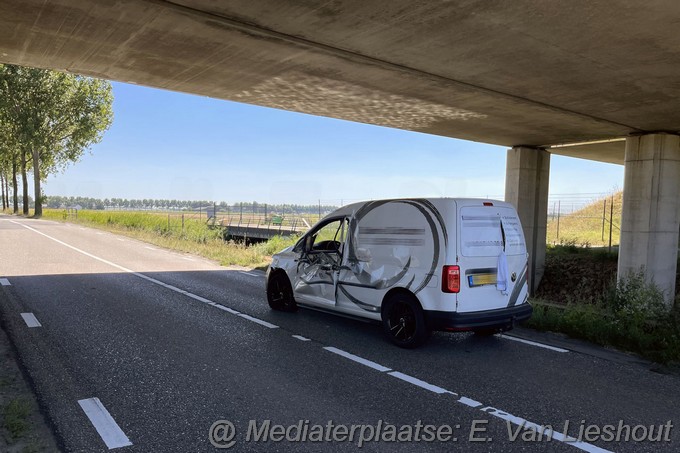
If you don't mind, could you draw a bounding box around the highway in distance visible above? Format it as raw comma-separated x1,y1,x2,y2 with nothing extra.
0,215,677,452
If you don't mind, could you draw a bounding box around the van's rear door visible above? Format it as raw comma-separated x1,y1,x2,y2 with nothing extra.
456,203,528,312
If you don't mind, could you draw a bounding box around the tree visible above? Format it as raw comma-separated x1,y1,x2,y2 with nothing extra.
0,64,113,217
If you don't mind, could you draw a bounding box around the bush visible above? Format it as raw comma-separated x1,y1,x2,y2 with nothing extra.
528,270,680,364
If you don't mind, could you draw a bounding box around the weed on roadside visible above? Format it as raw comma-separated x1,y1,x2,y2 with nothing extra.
2,398,31,440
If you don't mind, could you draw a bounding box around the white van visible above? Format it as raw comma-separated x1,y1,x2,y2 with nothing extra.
266,198,532,347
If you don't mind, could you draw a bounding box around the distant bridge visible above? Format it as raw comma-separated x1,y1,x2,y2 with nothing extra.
214,216,310,241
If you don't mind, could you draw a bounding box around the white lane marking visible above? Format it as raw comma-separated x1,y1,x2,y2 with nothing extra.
0,278,10,286
292,335,311,342
144,246,157,250
239,271,261,278
458,396,483,408
96,232,105,235
185,293,212,304
481,407,611,453
323,347,391,372
8,221,269,326
499,334,569,353
182,257,195,261
237,313,279,329
78,398,132,449
387,371,455,395
214,304,240,315
20,313,42,328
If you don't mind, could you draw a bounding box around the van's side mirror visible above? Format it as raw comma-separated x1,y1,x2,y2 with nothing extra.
356,247,372,262
304,235,314,252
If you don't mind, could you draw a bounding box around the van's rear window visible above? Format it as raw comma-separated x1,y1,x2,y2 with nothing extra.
460,207,526,256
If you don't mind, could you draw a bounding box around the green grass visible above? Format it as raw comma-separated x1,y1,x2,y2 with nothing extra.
547,192,622,247
2,398,31,440
41,209,299,269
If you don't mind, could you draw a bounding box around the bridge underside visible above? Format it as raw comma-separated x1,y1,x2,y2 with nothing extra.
2,1,680,300
3,1,680,164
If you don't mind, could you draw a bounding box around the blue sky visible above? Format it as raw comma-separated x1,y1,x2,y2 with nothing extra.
44,82,623,205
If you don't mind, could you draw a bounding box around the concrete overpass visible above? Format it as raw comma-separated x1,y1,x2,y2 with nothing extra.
1,1,679,301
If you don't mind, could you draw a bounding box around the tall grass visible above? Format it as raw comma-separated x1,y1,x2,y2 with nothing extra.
41,209,299,269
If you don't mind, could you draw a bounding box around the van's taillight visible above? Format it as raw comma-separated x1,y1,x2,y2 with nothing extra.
483,202,493,206
442,265,460,293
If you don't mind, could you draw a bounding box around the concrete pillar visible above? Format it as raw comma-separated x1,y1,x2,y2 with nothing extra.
618,134,680,305
505,146,550,294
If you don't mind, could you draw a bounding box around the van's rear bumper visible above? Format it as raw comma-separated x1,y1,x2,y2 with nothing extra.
425,303,533,332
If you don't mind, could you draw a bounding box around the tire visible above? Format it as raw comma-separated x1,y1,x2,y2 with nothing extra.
381,293,430,348
267,271,297,312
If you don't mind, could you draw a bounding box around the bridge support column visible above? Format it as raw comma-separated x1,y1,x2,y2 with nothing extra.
618,134,680,305
505,146,550,294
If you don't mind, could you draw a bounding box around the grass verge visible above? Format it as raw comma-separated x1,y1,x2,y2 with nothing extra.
40,209,299,270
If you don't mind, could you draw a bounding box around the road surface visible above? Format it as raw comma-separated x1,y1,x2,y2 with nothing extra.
0,215,677,452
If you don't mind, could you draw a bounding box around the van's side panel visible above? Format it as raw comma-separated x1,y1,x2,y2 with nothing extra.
336,199,449,315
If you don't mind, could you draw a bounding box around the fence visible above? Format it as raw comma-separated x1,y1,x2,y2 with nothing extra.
546,193,621,249
83,193,623,246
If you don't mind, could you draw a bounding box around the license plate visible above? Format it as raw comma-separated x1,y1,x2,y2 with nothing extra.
468,273,497,287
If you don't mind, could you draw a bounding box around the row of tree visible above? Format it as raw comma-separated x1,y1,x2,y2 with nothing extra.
43,195,339,214
0,64,113,216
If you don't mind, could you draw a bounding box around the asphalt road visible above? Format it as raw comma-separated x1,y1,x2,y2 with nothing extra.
0,215,678,452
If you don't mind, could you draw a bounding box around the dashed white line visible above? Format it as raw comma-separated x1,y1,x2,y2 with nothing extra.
182,257,195,261
237,313,279,329
481,407,611,453
387,371,454,395
292,335,311,342
116,238,125,242
499,334,569,353
144,246,157,250
96,232,105,235
78,398,132,449
0,278,10,286
20,313,42,328
457,396,483,408
323,346,391,372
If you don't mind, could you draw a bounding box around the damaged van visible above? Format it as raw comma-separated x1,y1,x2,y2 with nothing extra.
266,198,532,347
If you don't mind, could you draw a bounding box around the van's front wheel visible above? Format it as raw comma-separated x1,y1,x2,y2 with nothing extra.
267,272,297,312
382,294,430,348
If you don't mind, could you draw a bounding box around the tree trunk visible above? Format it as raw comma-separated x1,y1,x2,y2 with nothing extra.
32,148,42,217
1,172,6,210
21,150,29,215
4,173,8,211
12,159,18,214
0,171,9,211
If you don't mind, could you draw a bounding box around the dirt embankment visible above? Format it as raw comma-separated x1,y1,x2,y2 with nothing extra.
535,251,618,304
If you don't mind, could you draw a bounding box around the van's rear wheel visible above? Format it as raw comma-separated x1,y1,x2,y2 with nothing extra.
267,272,297,312
382,294,430,348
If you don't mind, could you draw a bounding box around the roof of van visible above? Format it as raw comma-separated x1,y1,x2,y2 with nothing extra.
326,198,514,218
